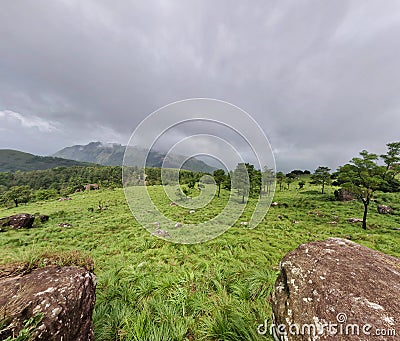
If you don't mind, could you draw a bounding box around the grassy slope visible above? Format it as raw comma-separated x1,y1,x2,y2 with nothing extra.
0,149,90,172
0,183,399,340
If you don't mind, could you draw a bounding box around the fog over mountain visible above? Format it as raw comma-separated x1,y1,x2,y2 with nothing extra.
54,142,216,173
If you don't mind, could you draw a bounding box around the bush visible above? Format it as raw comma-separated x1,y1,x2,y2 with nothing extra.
35,189,59,201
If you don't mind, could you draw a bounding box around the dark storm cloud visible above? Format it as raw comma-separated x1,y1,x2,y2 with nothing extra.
0,0,399,171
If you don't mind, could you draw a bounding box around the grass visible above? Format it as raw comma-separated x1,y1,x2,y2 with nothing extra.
0,182,399,340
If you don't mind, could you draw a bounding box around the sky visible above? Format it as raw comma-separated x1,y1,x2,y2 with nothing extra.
0,0,399,172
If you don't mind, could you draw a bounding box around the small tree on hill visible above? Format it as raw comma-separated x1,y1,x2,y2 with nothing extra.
276,172,285,191
262,166,275,194
311,166,332,194
285,172,296,190
232,163,250,204
337,151,385,230
213,169,226,197
1,186,31,207
380,142,400,191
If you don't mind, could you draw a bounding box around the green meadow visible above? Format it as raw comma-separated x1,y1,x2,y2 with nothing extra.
1,182,399,340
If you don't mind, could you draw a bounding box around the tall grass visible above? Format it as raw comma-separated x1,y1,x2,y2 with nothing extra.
0,183,399,340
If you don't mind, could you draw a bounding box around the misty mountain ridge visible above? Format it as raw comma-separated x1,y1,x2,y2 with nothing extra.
53,142,216,173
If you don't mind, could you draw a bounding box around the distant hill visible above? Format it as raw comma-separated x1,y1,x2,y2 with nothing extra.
53,142,216,173
0,149,90,172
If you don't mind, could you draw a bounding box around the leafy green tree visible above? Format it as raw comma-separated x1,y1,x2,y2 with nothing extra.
285,172,296,190
232,163,250,203
245,163,262,198
2,186,31,207
223,171,232,190
298,180,305,189
213,169,226,197
262,166,275,194
35,188,59,201
276,172,285,191
311,166,332,194
380,141,400,191
337,151,386,229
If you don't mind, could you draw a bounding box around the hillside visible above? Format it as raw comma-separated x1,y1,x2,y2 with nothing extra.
0,185,399,339
0,149,90,172
53,142,216,173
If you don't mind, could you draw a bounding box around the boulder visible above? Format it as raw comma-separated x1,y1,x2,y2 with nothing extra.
84,184,99,191
348,217,363,223
58,223,72,228
377,204,393,214
0,266,96,340
154,228,170,237
334,188,355,201
39,214,49,222
271,238,400,340
0,213,35,229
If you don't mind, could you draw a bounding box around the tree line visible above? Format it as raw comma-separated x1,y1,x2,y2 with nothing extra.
1,141,399,230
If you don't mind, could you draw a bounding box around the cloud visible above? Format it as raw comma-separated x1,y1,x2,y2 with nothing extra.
0,1,399,171
0,110,58,132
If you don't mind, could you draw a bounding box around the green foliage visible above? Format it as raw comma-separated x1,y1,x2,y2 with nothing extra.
213,169,226,197
34,189,59,201
311,166,331,194
232,163,250,203
1,186,31,207
262,167,275,195
0,149,89,172
338,150,387,229
0,184,400,340
276,172,285,191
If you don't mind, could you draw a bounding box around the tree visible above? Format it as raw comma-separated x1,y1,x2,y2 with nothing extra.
337,151,386,230
285,172,296,190
298,180,305,189
262,166,275,194
276,172,285,191
1,186,31,207
213,169,226,197
245,163,262,198
223,171,232,191
380,141,400,191
232,163,250,204
311,166,331,194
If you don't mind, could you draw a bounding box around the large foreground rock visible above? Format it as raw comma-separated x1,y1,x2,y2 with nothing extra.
271,238,399,340
0,213,35,230
0,266,96,340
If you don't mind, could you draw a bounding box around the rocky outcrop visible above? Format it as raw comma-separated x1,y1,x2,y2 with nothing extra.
271,238,400,340
39,214,49,222
0,213,35,230
334,188,355,201
377,204,393,214
0,266,96,340
84,184,99,191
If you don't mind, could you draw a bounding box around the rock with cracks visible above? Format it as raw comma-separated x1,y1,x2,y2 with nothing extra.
0,213,35,230
377,204,393,214
271,238,400,340
0,266,96,340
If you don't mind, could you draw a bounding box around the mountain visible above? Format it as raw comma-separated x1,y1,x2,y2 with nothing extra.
53,142,216,173
0,149,90,172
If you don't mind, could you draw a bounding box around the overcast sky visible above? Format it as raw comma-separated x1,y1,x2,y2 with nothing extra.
1,1,399,172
